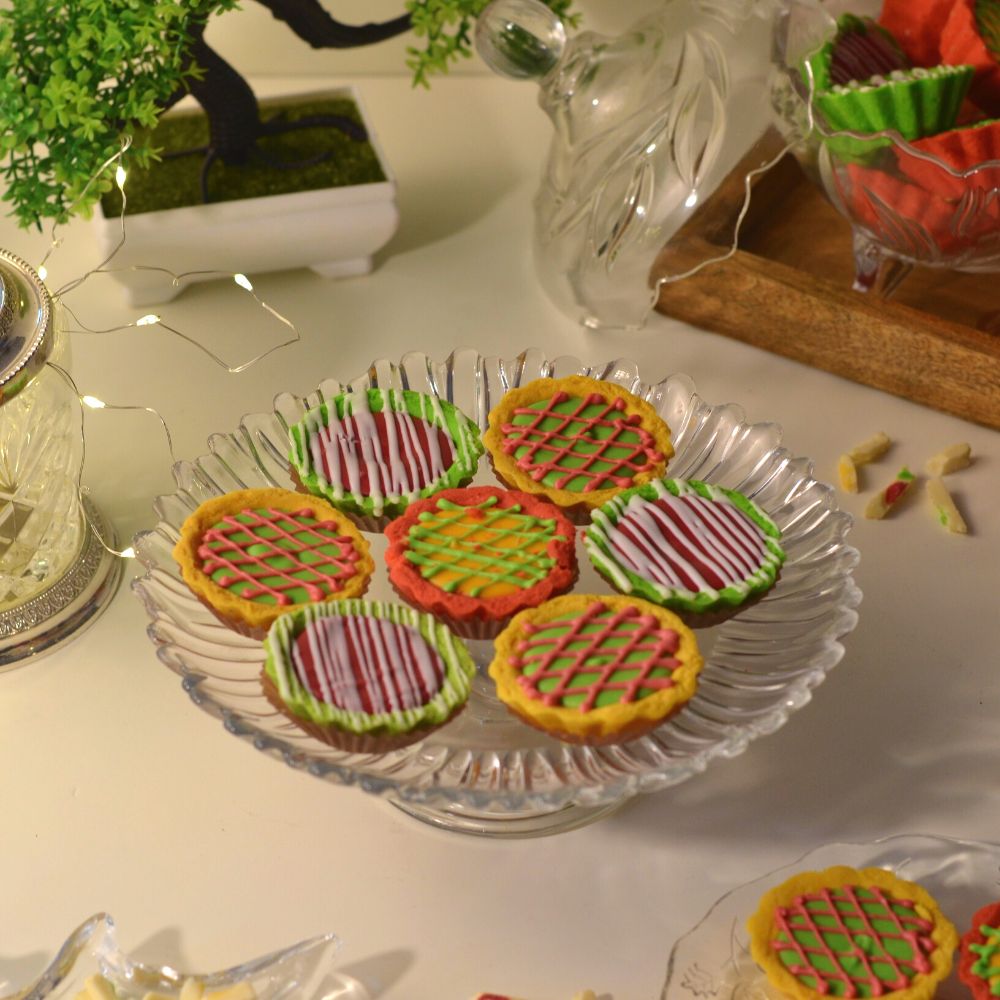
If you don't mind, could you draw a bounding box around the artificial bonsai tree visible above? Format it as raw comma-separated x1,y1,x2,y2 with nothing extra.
0,0,576,227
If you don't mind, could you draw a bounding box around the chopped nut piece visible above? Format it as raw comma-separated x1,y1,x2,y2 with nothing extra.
864,467,915,519
847,431,891,464
926,476,968,534
82,975,118,1000
925,442,972,476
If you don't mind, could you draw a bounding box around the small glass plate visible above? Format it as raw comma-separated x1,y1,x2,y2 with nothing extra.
0,913,365,1000
660,833,1000,1000
131,348,861,837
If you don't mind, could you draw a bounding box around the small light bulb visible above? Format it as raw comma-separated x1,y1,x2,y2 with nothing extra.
684,191,699,209
37,264,48,282
115,165,127,190
136,314,160,326
82,395,106,409
233,273,253,292
119,546,135,559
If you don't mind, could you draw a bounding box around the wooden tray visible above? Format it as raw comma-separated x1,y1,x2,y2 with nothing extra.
652,130,1000,430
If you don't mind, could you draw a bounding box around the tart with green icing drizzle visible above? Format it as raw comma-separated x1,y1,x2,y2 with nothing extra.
959,901,1000,1000
483,375,673,524
488,593,702,745
262,598,476,752
384,486,578,638
748,866,957,1000
585,478,785,618
173,488,374,639
288,387,484,527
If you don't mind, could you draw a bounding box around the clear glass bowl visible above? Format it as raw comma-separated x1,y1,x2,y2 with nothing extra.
0,913,367,1000
131,348,861,838
660,833,1000,1000
770,0,1000,298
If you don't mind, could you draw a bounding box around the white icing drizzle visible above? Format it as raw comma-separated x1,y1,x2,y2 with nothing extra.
588,480,776,600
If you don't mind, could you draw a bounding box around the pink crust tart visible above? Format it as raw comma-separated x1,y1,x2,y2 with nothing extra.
172,488,374,640
747,866,958,1000
384,486,578,639
262,599,476,753
488,593,702,746
959,901,1000,1000
483,376,673,524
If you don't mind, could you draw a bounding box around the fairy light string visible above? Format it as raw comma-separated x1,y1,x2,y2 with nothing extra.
29,136,304,559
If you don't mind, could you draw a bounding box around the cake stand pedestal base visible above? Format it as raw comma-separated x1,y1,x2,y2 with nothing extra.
0,499,122,669
387,796,626,838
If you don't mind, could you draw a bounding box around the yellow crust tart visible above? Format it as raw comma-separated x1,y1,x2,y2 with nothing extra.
747,866,958,1000
488,593,702,745
173,488,374,639
483,376,674,522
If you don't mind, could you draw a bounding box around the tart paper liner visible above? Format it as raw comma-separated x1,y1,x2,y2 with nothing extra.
878,0,954,67
895,118,1000,197
941,0,1000,116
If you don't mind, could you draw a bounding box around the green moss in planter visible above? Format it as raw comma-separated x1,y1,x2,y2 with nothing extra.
101,96,387,217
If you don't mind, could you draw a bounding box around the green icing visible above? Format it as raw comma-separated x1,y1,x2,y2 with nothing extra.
403,495,557,596
511,396,643,493
970,924,1000,990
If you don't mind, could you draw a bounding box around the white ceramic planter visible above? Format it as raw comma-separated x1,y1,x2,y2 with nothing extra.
92,86,398,307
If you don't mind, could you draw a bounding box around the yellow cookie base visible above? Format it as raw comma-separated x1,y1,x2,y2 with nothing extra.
173,487,374,637
483,376,674,515
747,865,957,1000
488,593,702,745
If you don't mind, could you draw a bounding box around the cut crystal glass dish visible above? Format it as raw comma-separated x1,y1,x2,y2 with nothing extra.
659,833,1000,1000
131,348,861,838
0,913,366,1000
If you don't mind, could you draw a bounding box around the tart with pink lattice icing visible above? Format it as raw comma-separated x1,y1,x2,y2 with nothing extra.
288,386,484,530
584,478,785,620
483,376,673,524
262,598,476,752
488,593,702,745
748,865,958,1000
173,488,374,639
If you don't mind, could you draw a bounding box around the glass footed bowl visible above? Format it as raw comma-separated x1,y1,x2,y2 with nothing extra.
0,913,366,1000
770,0,1000,301
131,348,861,839
659,832,1000,1000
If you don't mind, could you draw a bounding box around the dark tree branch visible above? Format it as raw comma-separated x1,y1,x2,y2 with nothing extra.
252,0,412,48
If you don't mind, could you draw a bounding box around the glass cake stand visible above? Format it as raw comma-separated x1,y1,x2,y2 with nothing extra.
659,833,1000,1000
132,348,861,838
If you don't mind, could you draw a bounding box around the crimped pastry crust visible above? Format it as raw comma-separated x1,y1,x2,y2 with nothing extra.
483,376,673,521
384,486,578,638
747,866,957,1000
488,593,702,746
173,487,373,638
959,901,1000,1000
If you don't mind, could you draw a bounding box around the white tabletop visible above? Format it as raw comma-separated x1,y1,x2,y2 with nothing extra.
0,73,997,1000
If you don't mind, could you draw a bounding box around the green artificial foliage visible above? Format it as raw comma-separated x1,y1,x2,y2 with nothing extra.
0,0,576,230
405,0,578,87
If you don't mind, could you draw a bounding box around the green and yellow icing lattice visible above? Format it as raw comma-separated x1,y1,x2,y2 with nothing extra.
405,494,558,599
970,925,1000,995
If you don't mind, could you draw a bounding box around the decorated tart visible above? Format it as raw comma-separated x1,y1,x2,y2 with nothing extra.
488,593,702,746
262,599,476,753
483,376,673,524
287,387,484,530
384,486,577,639
173,488,374,639
959,901,1000,1000
747,866,957,1000
584,478,785,621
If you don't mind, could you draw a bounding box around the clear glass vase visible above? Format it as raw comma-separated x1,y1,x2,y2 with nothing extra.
475,0,782,330
0,250,121,665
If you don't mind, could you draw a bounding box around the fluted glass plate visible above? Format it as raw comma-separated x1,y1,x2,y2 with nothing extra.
0,913,366,1000
132,348,861,837
660,833,1000,1000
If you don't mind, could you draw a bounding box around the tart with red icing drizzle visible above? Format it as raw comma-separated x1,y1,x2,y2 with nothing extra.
483,376,673,524
288,386,484,531
488,593,702,745
584,478,785,621
173,488,374,639
384,486,577,639
262,598,476,752
748,865,957,1000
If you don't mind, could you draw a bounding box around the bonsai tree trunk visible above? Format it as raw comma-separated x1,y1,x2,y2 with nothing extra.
163,0,414,196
